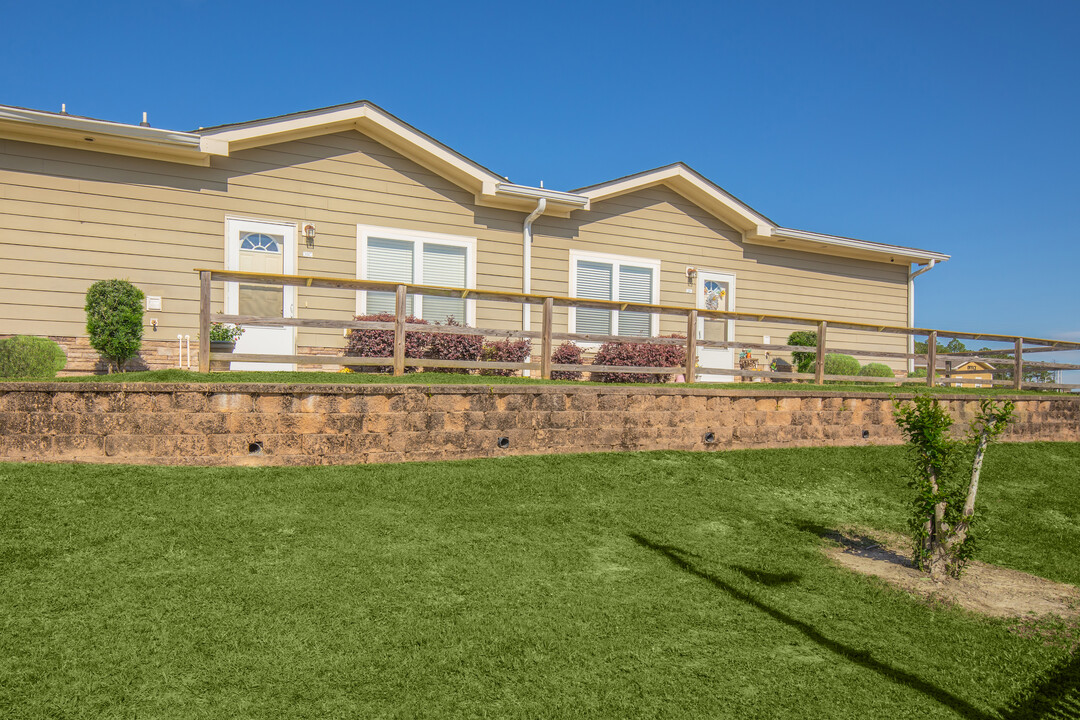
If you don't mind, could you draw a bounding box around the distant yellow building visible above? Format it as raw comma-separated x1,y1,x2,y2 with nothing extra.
949,360,995,388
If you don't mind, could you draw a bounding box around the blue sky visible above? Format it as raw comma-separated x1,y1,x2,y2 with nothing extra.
2,0,1078,351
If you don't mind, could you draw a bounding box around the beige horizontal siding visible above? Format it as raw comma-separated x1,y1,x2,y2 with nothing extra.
531,185,910,369
1,130,529,350
2,131,913,369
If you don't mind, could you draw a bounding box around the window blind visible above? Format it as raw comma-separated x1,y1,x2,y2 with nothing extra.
617,265,652,336
421,243,467,323
366,237,414,315
575,260,613,335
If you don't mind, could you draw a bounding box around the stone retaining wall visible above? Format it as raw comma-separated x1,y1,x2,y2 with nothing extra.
0,383,1076,466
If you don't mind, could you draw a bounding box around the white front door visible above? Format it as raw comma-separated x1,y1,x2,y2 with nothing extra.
696,271,736,382
225,218,297,371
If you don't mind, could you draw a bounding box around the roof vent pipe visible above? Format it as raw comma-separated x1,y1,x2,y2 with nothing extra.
521,197,547,333
139,111,150,127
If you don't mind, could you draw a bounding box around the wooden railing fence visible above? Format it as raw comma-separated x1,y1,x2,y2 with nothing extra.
196,269,1080,391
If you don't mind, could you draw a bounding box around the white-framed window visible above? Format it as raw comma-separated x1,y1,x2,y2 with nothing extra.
357,225,477,325
568,250,660,337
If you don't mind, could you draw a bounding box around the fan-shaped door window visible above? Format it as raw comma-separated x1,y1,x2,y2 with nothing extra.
238,232,284,317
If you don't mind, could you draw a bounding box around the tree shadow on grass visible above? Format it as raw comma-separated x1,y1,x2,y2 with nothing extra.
795,520,915,569
1000,651,1080,719
729,565,802,587
629,532,997,720
794,521,1080,718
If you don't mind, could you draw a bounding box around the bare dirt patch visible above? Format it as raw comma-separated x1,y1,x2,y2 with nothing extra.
823,528,1080,623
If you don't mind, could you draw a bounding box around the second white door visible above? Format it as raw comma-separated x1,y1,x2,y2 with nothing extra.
696,271,736,382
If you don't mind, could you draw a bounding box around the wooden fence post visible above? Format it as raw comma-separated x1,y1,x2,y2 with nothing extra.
926,331,937,388
1014,337,1023,390
685,310,698,383
540,298,553,379
198,270,211,373
393,284,407,377
815,321,827,385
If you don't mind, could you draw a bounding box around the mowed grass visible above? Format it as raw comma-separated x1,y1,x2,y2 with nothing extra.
2,444,1079,719
23,367,1063,395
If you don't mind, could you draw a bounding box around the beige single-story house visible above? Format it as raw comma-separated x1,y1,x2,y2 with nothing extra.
0,100,949,375
947,360,996,388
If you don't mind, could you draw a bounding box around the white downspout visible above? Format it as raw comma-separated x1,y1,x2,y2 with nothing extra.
522,198,547,331
522,198,547,378
908,259,937,373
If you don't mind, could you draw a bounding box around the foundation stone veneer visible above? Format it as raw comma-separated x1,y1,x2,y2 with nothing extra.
0,383,1076,466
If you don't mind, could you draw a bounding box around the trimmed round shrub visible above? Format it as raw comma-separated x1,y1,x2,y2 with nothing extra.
787,330,818,373
480,338,531,377
859,363,895,378
84,279,145,373
345,313,430,373
591,336,686,383
425,318,483,374
823,353,861,378
551,342,584,380
0,336,67,379
908,368,928,378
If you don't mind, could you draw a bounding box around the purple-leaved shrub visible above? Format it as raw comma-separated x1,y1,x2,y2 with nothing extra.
590,336,685,383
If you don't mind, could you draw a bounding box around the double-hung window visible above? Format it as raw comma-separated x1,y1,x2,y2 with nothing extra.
569,251,660,337
358,226,476,324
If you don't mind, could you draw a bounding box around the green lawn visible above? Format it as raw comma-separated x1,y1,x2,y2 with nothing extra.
2,444,1078,718
12,367,1063,395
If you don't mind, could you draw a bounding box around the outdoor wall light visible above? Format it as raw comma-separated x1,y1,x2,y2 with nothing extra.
686,266,698,286
302,223,316,248
496,436,510,449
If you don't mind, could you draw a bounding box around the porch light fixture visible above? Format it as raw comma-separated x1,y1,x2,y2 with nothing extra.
686,266,698,286
302,223,316,248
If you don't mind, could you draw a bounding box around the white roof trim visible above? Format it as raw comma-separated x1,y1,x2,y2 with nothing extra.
575,163,773,232
198,101,505,195
493,182,589,209
0,105,202,148
575,163,949,265
769,227,951,264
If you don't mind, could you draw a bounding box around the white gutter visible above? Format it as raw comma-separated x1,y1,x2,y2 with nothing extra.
772,227,951,265
0,105,203,148
907,259,937,373
495,182,588,207
522,198,548,333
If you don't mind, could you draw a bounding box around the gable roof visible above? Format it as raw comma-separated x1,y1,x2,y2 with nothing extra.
197,100,591,215
574,163,777,232
954,361,996,371
574,162,950,265
0,100,948,264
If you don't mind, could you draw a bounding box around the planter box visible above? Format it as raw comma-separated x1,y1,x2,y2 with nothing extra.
209,341,235,372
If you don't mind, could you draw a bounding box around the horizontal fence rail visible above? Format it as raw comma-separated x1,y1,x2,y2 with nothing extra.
196,269,1080,390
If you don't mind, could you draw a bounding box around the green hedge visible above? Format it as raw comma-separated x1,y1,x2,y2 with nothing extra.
823,353,860,377
0,336,67,379
859,363,895,378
